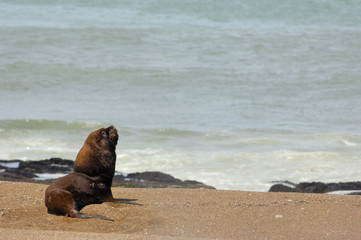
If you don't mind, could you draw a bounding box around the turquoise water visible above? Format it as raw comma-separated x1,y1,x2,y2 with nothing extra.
1,0,361,190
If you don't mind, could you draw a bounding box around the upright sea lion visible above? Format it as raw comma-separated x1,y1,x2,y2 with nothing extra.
73,125,118,202
45,126,141,220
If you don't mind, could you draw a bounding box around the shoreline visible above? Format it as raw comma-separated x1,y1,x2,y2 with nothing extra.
1,158,361,195
1,181,361,239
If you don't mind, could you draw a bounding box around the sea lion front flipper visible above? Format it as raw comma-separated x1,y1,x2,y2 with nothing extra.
112,198,143,206
78,213,114,221
99,193,143,206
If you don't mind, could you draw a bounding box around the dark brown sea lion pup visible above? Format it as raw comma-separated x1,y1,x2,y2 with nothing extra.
45,126,141,220
74,125,119,202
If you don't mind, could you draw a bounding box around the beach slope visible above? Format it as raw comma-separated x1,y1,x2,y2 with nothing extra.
0,181,360,239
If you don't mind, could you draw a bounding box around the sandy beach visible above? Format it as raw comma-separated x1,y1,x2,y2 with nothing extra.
0,181,360,239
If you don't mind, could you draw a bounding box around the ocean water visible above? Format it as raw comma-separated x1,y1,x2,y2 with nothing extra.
1,0,361,191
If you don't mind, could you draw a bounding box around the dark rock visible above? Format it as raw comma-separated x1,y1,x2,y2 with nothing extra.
113,171,215,189
6,168,37,179
296,182,328,193
0,171,34,182
19,158,73,173
269,184,297,192
127,171,182,183
324,182,361,192
0,159,215,189
269,181,361,195
0,158,73,183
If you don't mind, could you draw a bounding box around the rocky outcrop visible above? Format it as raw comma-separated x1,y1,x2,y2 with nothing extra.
0,158,214,189
114,171,215,189
269,181,361,195
0,158,73,182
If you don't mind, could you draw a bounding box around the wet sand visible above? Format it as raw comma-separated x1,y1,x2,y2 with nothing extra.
0,181,360,239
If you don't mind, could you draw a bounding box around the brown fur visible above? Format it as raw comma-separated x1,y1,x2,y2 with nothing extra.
73,125,118,201
45,126,140,219
45,172,113,220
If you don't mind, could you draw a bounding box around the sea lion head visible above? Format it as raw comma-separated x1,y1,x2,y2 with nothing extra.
74,126,118,180
86,125,118,150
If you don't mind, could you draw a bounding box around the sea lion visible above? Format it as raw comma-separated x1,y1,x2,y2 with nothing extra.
73,125,118,202
45,126,141,220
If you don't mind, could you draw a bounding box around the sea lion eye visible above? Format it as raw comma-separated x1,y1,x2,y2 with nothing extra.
101,131,107,137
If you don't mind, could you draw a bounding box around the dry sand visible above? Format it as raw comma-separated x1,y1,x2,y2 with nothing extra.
0,181,360,239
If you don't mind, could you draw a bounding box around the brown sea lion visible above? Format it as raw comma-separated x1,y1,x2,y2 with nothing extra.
73,125,118,202
45,172,139,221
45,126,141,220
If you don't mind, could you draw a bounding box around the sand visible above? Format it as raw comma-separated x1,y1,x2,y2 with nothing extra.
0,181,360,239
